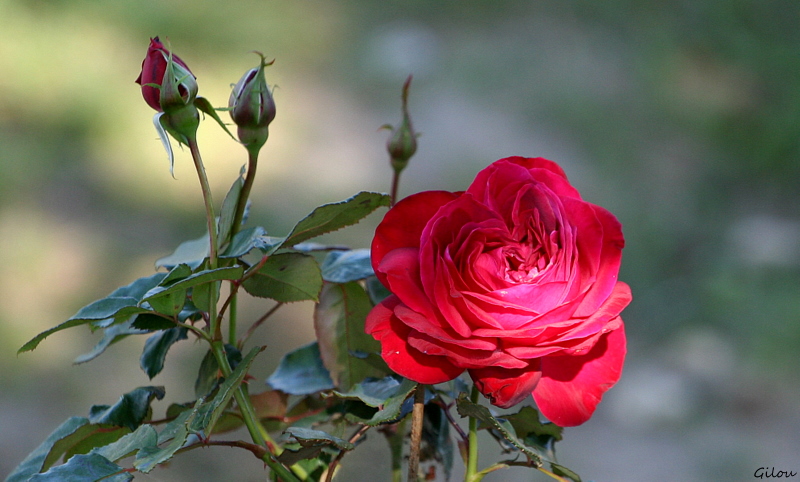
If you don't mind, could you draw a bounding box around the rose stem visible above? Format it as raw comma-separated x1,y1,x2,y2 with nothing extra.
465,384,480,481
390,169,401,207
188,139,219,270
407,384,425,481
228,146,259,344
189,139,303,481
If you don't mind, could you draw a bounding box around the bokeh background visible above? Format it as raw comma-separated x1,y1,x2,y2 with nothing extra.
2,1,799,480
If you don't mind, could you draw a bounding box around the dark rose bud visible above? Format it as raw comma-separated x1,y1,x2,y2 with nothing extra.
386,75,418,174
135,37,197,112
229,54,276,151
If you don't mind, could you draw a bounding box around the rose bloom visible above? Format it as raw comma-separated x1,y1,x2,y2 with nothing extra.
366,157,631,426
135,36,194,112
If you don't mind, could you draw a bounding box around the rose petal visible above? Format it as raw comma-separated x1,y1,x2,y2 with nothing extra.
372,190,459,288
533,323,626,426
378,247,436,320
365,295,463,384
469,361,542,408
573,204,625,317
407,331,527,370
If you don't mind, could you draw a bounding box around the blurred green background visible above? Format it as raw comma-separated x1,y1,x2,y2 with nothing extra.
2,1,799,480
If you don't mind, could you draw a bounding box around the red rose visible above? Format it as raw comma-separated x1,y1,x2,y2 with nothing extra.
366,157,631,426
135,37,195,112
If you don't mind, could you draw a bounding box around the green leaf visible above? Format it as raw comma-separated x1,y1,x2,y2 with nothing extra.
194,96,237,141
74,320,147,364
142,287,186,316
93,424,159,463
320,249,374,283
191,281,218,313
143,265,244,306
280,192,390,249
334,376,417,426
189,346,263,436
29,453,132,481
134,409,193,473
153,112,175,177
19,299,149,353
161,263,193,285
217,170,244,246
283,427,353,451
132,313,179,331
278,427,354,466
140,327,189,379
193,344,243,398
550,463,582,482
6,417,91,481
242,252,322,302
266,341,334,395
366,276,392,306
194,349,220,399
504,406,563,458
61,426,130,463
314,281,387,390
251,390,290,420
108,273,169,300
221,225,266,258
456,393,550,467
89,386,166,431
155,235,208,270
421,403,454,481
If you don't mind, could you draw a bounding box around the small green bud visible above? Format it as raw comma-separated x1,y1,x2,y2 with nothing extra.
229,53,276,152
386,75,418,174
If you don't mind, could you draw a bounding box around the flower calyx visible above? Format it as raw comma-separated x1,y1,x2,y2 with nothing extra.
229,52,276,153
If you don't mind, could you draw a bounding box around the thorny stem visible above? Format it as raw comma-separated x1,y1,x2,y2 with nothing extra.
407,384,425,482
240,302,283,348
174,439,268,459
325,424,371,482
432,398,468,443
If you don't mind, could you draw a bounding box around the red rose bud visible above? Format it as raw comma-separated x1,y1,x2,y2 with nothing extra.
135,37,197,112
229,54,276,151
386,75,418,173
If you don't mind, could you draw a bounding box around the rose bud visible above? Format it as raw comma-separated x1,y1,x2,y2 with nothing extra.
366,157,631,426
386,75,417,174
135,37,197,112
229,54,276,151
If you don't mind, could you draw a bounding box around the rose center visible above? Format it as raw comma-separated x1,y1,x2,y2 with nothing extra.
503,240,549,283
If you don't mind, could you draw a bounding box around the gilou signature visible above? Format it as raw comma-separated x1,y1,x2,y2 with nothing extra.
754,467,798,479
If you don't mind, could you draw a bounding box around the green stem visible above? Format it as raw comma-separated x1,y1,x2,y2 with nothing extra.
187,139,219,268
386,418,408,482
228,284,238,344
227,148,258,346
390,169,401,207
210,341,303,481
232,147,259,238
187,138,224,341
465,384,479,482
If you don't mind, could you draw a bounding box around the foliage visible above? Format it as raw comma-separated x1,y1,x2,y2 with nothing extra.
8,42,582,482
